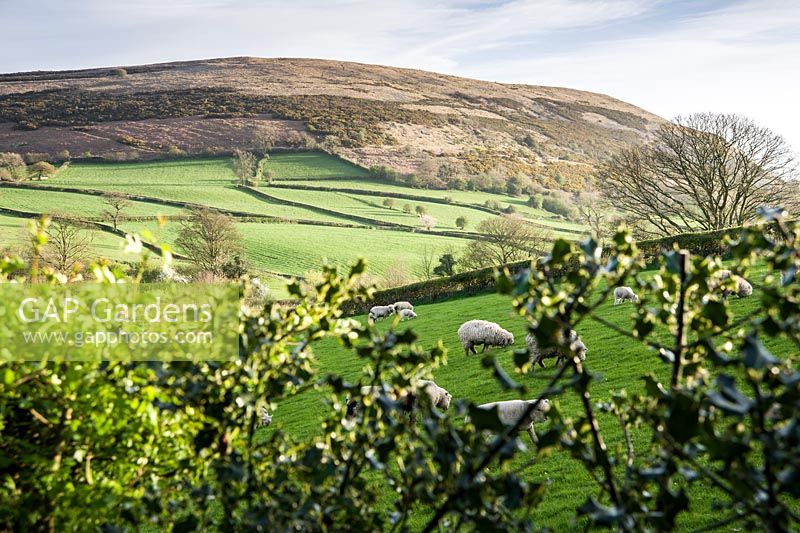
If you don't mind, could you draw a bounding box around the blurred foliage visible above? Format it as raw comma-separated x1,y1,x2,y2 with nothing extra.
1,209,799,531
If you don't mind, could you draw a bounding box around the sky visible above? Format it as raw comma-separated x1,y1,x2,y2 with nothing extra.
1,0,798,151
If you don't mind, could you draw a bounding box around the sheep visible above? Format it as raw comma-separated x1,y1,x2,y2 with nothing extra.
526,329,587,370
469,398,551,445
260,407,273,427
368,304,396,322
417,379,452,411
399,309,417,320
711,270,753,300
613,286,638,305
393,301,414,312
457,320,514,356
346,381,450,423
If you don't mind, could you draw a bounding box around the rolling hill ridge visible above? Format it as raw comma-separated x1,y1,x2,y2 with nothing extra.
0,57,663,191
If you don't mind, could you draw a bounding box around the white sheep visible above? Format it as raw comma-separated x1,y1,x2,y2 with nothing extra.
613,286,638,305
260,406,273,427
470,398,551,444
368,304,396,322
399,309,417,320
417,379,452,411
393,301,414,312
736,278,753,298
526,329,587,370
711,270,753,299
457,320,515,356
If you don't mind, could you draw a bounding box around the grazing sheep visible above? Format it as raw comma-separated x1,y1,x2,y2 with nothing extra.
260,407,273,427
711,270,753,299
368,305,396,322
393,301,414,312
613,286,638,305
736,278,753,298
526,329,587,370
417,380,452,411
470,398,551,444
399,309,417,320
457,320,515,356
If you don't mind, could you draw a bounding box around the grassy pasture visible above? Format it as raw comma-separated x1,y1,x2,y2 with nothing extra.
0,187,184,218
264,262,793,530
261,187,501,231
121,218,468,279
264,152,370,179
273,178,587,232
48,159,354,224
0,213,130,262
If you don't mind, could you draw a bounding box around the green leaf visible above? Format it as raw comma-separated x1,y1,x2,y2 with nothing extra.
493,357,521,391
467,404,506,432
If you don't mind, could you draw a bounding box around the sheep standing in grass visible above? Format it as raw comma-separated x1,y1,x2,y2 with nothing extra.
526,329,587,370
457,320,514,356
613,286,638,305
393,301,414,312
711,270,753,299
368,304,396,322
399,309,417,320
470,398,551,445
417,380,451,411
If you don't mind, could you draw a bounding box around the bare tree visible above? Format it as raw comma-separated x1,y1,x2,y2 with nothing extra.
415,246,436,280
600,113,797,237
461,215,550,270
576,193,608,237
44,215,93,272
176,208,243,277
100,192,131,231
232,149,258,186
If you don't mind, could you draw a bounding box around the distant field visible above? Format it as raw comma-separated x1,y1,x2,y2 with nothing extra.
265,152,370,179
0,213,129,262
261,187,499,231
274,179,587,232
122,218,468,278
48,159,354,224
0,187,184,218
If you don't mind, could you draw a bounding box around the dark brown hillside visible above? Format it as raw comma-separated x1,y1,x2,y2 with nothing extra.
0,57,664,190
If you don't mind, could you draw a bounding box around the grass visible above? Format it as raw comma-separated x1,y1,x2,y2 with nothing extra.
118,219,468,279
263,262,795,531
0,213,130,262
48,159,355,224
261,187,501,232
273,178,587,232
264,152,370,179
0,187,184,218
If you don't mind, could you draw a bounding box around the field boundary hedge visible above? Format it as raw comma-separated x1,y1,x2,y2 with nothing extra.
348,223,772,314
266,182,585,236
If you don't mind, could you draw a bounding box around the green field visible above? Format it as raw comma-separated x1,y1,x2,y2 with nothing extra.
261,187,501,232
264,152,370,179
268,262,792,530
0,213,130,262
0,153,587,287
0,187,184,218
47,159,353,224
120,218,468,280
272,178,587,232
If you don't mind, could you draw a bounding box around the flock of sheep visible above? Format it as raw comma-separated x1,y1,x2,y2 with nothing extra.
261,271,754,442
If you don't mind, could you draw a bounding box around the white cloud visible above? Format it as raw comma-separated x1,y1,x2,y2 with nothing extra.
0,0,798,152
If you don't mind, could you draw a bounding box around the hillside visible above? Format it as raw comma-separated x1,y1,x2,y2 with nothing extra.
0,57,663,191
